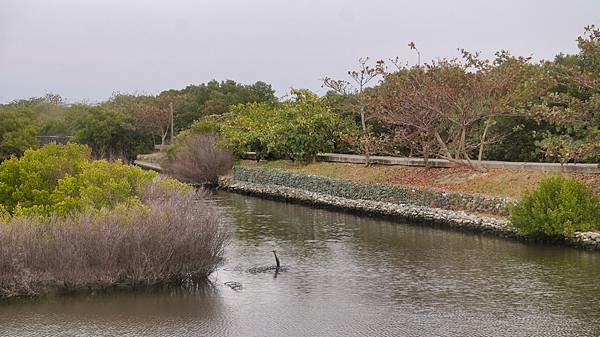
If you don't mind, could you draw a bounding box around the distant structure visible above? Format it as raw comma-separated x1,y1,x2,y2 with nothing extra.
36,135,71,146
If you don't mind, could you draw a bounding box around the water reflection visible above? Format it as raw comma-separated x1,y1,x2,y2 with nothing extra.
1,191,600,337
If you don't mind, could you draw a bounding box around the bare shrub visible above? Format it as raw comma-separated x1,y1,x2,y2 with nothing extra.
0,181,229,298
163,133,233,185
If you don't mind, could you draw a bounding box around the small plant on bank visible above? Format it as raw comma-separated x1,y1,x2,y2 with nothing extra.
509,176,600,237
163,133,233,186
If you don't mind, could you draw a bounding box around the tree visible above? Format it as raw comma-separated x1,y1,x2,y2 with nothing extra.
172,80,277,131
68,105,151,161
372,50,530,168
134,93,186,147
323,57,385,165
531,25,600,164
372,66,445,167
0,105,38,160
218,89,338,162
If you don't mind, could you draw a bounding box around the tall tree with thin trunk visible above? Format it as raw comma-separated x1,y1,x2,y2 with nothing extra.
135,93,187,147
323,57,384,165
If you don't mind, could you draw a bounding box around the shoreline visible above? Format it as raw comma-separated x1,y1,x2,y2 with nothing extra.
132,160,600,251
218,170,600,251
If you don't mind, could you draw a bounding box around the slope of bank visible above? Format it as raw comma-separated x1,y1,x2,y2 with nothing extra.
132,157,600,251
220,166,600,251
240,160,600,200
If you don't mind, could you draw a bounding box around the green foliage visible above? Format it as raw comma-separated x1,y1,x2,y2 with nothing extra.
530,25,600,163
67,104,153,161
483,117,546,162
50,160,156,214
510,176,600,236
0,105,39,160
0,143,160,216
171,80,277,130
0,143,91,213
217,89,339,162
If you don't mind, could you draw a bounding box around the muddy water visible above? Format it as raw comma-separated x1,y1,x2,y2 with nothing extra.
1,192,599,336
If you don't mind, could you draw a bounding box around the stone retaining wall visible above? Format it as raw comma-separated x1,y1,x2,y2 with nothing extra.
232,166,512,216
219,176,600,251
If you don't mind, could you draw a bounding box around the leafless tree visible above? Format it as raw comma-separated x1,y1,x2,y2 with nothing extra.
135,93,187,147
322,57,384,165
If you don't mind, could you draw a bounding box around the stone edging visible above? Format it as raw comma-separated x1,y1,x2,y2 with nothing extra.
232,166,512,216
218,176,600,251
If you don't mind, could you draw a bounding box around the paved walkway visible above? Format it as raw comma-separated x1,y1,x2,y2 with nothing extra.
243,152,600,173
136,153,600,174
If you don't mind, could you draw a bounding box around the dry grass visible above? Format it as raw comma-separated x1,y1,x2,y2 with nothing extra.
241,160,600,199
0,179,229,298
162,134,233,185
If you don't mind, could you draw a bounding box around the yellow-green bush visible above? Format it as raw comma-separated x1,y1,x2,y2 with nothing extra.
0,143,181,217
510,176,600,236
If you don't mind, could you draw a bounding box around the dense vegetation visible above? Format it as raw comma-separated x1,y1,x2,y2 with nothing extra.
160,26,599,167
0,144,228,298
2,27,599,167
510,176,600,236
2,26,600,244
0,143,156,217
0,81,276,162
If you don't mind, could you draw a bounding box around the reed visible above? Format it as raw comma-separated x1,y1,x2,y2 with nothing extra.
0,181,229,298
163,133,233,185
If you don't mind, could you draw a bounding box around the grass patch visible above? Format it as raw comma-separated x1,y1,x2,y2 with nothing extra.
240,160,600,200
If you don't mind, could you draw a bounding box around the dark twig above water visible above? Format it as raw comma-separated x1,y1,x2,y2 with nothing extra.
247,250,287,274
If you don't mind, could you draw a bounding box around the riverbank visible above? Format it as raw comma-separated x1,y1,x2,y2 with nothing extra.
136,152,600,199
133,157,600,250
219,166,600,251
240,160,600,200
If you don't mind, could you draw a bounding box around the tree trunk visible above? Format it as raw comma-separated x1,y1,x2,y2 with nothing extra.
434,131,453,160
160,129,169,147
477,123,491,162
359,108,370,166
363,142,371,167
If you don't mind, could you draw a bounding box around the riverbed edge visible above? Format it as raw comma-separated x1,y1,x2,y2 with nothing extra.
218,176,600,251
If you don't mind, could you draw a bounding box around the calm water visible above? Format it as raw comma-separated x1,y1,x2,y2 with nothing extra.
1,192,600,337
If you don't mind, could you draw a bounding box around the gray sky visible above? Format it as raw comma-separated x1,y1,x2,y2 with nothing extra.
1,0,599,103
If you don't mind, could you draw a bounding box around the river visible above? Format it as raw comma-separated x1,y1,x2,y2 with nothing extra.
1,192,599,336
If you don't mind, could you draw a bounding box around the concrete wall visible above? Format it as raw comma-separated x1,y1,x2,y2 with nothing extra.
243,152,600,173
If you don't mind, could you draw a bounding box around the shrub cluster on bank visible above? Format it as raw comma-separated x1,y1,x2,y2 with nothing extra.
0,143,229,298
0,143,158,217
162,133,233,186
510,176,600,237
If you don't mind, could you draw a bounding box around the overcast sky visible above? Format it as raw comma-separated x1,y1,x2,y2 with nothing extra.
1,0,599,103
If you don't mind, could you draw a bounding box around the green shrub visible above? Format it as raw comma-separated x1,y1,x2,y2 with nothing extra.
0,143,176,217
0,143,91,213
217,89,338,162
510,176,600,236
0,105,39,161
49,159,156,214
